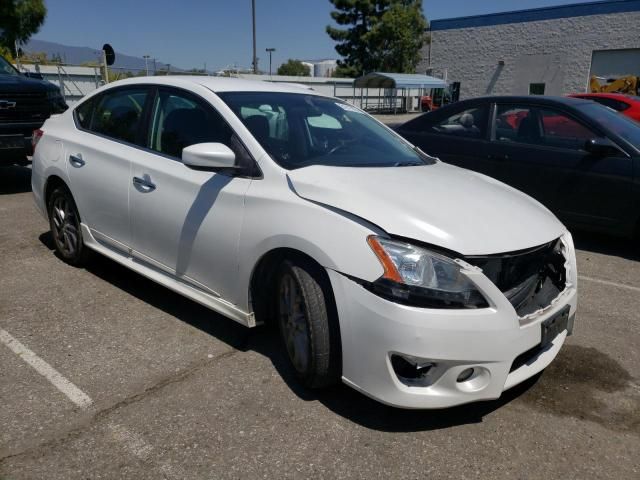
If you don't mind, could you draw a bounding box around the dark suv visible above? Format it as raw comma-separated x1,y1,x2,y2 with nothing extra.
0,54,67,165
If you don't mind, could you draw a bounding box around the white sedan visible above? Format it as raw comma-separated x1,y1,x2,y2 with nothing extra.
31,76,577,409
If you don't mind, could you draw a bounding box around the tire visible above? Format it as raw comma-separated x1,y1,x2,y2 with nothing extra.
47,186,90,266
276,258,341,389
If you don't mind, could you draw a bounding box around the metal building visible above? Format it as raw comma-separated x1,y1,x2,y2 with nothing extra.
420,0,640,99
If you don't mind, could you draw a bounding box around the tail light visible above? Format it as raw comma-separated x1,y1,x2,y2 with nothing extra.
32,129,44,152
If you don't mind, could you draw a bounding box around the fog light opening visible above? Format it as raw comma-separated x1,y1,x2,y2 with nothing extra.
457,368,475,383
391,354,435,387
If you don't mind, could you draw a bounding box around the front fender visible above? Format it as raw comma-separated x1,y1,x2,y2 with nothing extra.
235,177,386,310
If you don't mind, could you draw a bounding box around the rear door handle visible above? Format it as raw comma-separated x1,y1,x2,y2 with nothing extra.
488,154,509,161
69,153,85,167
133,175,156,192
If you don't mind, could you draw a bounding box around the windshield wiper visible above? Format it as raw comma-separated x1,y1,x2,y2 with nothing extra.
393,161,424,167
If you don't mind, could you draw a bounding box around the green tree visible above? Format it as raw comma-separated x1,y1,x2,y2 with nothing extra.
326,0,427,77
277,59,311,77
0,0,47,51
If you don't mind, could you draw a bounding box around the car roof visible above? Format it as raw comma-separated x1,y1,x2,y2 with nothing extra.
569,92,638,101
454,95,593,107
96,75,325,95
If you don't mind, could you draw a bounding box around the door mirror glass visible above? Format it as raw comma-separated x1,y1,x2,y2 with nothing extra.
182,143,236,169
584,138,621,157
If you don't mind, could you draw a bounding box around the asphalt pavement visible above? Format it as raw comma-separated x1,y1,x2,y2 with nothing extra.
0,164,638,479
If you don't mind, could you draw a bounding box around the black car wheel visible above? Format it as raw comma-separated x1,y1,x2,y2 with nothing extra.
47,186,89,266
276,258,341,389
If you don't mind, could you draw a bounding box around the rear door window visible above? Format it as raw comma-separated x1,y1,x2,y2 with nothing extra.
495,106,537,144
90,88,149,144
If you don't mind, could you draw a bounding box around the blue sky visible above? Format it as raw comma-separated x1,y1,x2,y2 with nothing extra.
34,0,589,70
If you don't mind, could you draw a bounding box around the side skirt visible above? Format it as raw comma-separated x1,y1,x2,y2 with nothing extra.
81,224,256,327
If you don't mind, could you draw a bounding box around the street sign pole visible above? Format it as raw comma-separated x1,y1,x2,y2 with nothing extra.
102,49,109,83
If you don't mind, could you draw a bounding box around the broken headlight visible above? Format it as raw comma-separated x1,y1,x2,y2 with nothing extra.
366,236,488,309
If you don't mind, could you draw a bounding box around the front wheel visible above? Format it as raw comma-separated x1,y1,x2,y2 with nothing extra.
276,258,341,389
47,186,89,266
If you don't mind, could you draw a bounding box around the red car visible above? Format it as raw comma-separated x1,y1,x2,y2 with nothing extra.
569,93,640,122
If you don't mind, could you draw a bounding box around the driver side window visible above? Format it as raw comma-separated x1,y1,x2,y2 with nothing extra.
148,90,233,159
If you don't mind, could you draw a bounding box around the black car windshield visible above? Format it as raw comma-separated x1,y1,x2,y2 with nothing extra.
578,102,640,146
218,91,432,169
0,56,19,76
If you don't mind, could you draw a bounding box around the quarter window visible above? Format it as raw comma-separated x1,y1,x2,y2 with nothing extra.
431,107,489,139
90,89,148,144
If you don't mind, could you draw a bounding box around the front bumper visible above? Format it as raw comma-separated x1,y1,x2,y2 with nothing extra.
329,239,578,409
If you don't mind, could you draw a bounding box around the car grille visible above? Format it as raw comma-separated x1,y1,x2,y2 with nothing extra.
465,239,567,317
0,91,49,122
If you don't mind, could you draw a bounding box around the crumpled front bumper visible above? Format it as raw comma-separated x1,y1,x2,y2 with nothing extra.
329,235,578,409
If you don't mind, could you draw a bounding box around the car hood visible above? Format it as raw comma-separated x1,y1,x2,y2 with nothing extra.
0,73,55,93
287,162,566,256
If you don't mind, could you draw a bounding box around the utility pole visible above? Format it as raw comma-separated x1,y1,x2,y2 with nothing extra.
143,55,150,76
252,0,258,73
266,48,275,76
14,41,21,70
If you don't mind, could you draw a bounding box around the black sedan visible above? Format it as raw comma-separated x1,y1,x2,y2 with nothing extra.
397,96,640,238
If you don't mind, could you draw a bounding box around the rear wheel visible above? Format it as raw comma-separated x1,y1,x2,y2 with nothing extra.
47,187,89,266
276,258,341,389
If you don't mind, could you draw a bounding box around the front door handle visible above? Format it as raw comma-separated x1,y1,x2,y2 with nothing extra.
69,153,85,167
133,175,156,192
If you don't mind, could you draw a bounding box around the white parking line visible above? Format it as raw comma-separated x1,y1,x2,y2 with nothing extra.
0,328,93,408
579,275,640,293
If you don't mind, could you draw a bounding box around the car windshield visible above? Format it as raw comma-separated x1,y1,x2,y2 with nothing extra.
578,102,640,145
218,91,432,169
0,56,19,76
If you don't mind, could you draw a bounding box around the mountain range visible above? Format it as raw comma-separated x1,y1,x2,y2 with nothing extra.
23,39,177,73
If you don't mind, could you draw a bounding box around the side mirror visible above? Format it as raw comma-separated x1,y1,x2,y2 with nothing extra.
182,143,236,170
23,71,44,80
584,138,621,157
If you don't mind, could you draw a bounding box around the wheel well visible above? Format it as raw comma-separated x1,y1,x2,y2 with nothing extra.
44,175,69,209
249,248,329,327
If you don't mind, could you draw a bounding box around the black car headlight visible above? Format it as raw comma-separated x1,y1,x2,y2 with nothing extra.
365,236,488,309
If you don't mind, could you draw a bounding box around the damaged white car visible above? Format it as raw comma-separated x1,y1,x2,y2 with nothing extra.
31,77,577,409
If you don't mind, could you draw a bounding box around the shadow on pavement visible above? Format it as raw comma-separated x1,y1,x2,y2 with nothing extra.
0,165,31,195
37,233,542,432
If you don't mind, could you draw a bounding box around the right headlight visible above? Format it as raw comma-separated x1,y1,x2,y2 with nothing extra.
366,236,488,309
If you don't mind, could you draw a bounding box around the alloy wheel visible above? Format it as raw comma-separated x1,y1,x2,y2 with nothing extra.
278,272,311,374
51,195,80,257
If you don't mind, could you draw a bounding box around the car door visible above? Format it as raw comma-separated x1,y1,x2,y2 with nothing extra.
66,86,151,252
537,107,634,229
398,103,495,175
129,87,254,302
488,103,634,228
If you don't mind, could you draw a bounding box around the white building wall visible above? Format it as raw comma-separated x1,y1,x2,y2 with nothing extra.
420,10,640,99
